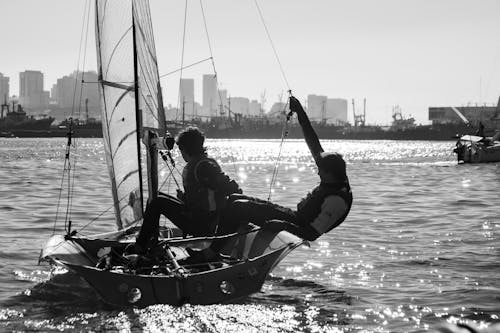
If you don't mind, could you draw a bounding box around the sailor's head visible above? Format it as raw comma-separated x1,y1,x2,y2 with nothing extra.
176,126,206,161
317,152,347,183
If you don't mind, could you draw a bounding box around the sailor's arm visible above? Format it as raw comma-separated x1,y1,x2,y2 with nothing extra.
289,96,324,164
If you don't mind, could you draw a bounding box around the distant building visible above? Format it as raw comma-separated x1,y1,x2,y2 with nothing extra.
326,98,348,125
307,95,327,122
218,89,229,116
307,95,347,124
19,70,49,109
50,83,58,102
179,78,195,119
229,97,250,116
53,71,99,109
267,102,288,124
0,73,9,104
202,74,217,117
249,100,261,117
428,104,498,127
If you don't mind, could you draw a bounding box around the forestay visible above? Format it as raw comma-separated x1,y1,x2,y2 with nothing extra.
95,0,165,230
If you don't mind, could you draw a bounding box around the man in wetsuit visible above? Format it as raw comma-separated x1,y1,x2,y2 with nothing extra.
191,96,352,260
134,126,242,253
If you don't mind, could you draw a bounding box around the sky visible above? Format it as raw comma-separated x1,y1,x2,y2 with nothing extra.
1,0,500,125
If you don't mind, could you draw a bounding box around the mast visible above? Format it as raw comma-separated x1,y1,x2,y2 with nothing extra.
85,98,89,123
182,97,186,126
132,4,147,211
132,3,158,205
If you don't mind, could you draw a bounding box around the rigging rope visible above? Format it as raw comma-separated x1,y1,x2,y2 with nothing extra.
199,0,239,176
175,0,189,121
68,0,92,225
254,0,292,91
159,57,213,78
159,151,182,189
267,95,292,201
53,0,92,234
252,1,294,200
77,159,179,235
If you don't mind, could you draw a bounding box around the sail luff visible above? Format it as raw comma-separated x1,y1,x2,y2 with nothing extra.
133,0,167,200
133,0,166,135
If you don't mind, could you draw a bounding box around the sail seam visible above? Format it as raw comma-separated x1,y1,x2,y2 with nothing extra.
103,25,133,80
112,129,136,159
117,169,140,190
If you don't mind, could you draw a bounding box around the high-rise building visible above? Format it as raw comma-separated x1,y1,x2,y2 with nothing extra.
217,89,228,116
307,94,328,122
229,97,251,116
0,73,9,104
249,100,261,116
202,74,217,117
326,98,348,124
19,70,49,109
53,71,99,110
179,78,195,119
306,95,347,124
50,83,58,102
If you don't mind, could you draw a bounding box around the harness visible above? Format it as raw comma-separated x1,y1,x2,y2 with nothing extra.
182,157,226,214
296,181,353,234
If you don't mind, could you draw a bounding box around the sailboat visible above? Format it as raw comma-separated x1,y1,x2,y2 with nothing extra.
453,132,500,163
40,0,304,307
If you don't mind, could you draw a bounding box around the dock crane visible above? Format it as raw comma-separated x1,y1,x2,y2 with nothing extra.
260,90,267,118
352,98,366,127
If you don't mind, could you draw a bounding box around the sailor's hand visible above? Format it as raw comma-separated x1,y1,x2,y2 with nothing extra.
289,96,304,114
164,133,175,150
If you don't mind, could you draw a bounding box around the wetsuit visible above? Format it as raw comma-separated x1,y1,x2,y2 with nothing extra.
136,154,241,249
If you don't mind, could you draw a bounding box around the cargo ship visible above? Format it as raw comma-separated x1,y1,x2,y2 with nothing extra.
0,101,55,137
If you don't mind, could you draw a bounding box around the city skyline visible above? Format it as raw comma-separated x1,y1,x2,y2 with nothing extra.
1,0,500,125
1,69,350,124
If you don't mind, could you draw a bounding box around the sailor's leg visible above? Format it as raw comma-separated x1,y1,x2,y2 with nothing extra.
136,194,188,248
223,198,297,227
206,199,297,253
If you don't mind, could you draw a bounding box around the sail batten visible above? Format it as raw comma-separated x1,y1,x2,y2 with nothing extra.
101,80,134,91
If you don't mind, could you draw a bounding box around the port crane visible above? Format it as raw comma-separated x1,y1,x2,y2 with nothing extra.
352,98,366,127
260,90,267,118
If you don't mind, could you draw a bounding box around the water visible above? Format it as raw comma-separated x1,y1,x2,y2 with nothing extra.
0,138,499,332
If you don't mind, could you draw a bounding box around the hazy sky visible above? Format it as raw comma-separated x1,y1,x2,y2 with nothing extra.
1,0,500,124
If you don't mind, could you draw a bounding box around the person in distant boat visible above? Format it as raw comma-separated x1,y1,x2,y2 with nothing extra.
190,96,353,261
476,121,485,137
133,126,242,253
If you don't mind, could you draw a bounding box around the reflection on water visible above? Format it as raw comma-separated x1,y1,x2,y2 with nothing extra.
0,138,499,332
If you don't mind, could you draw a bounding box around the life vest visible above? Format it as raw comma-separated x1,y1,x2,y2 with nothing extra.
296,181,352,234
182,156,227,214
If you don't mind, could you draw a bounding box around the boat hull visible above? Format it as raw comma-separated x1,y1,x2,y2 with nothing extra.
64,247,286,306
454,136,500,163
41,227,304,306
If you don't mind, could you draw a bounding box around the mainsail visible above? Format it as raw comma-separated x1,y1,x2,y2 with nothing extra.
95,0,165,229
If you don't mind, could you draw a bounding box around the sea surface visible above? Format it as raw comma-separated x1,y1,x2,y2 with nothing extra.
0,138,499,332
